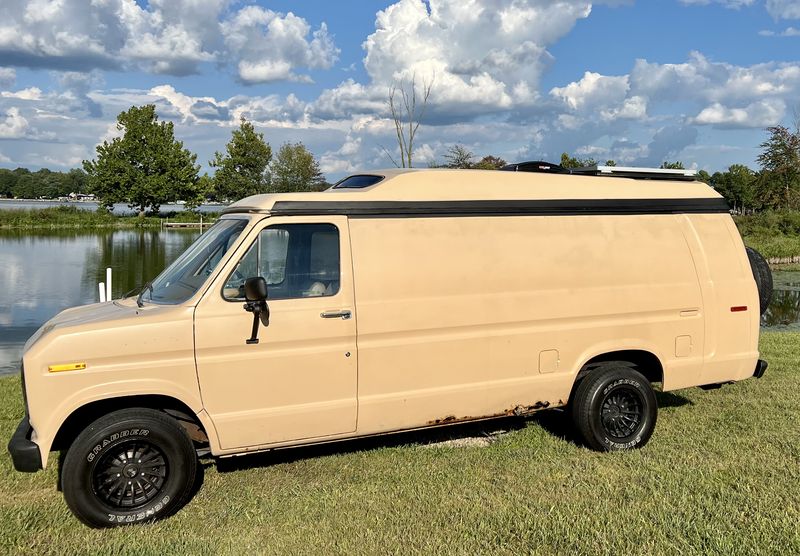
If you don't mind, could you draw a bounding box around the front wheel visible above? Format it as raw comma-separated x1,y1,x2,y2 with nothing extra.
61,408,198,528
571,364,658,451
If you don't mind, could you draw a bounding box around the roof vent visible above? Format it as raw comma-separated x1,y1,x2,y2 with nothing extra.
331,174,384,189
500,161,569,174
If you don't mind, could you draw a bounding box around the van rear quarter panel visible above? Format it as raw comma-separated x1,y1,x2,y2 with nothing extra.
349,214,705,434
682,214,759,385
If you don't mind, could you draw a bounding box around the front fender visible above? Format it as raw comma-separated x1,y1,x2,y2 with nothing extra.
33,379,220,468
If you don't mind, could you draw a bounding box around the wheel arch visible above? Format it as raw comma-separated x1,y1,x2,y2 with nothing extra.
49,394,218,463
574,348,665,387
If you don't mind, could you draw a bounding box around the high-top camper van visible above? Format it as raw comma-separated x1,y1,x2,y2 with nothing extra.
8,164,771,527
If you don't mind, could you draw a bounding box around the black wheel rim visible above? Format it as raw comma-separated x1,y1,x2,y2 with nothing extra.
600,386,644,439
92,440,169,510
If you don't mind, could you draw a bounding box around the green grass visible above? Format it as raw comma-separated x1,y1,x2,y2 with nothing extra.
1,332,798,555
0,206,218,229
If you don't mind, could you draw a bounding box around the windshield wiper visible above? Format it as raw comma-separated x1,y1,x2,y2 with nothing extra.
136,282,153,308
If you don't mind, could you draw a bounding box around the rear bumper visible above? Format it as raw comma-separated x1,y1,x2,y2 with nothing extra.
7,417,42,473
753,359,768,379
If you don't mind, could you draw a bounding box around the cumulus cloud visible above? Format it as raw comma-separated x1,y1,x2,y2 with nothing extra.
221,7,338,83
693,98,785,127
630,51,800,105
550,72,630,111
0,0,337,83
315,0,616,122
0,108,28,138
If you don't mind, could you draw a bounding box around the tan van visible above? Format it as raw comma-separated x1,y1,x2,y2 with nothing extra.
8,164,771,527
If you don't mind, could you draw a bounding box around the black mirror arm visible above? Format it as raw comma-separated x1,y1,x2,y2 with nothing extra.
244,300,269,344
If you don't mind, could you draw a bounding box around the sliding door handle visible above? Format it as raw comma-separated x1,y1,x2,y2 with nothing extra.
320,309,352,320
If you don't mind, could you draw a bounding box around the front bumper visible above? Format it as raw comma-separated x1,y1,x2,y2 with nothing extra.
753,359,768,379
7,417,42,472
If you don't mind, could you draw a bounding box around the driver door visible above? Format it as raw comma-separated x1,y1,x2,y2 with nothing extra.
193,216,357,450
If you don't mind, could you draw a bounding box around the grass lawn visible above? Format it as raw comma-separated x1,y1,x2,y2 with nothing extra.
1,333,798,555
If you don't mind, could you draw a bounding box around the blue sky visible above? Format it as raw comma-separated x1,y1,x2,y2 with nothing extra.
0,0,799,180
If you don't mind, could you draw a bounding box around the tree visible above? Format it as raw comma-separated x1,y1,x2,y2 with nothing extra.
473,155,507,170
711,165,757,213
560,152,596,169
660,161,685,169
270,142,326,193
442,144,475,169
211,117,272,202
757,124,800,209
385,74,433,168
84,105,202,214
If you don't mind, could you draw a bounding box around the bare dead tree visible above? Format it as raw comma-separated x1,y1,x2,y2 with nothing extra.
385,74,433,168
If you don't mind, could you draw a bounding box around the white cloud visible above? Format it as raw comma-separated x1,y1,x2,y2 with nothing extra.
316,0,614,122
630,51,800,104
550,72,630,111
0,107,29,138
221,7,338,83
679,0,755,7
0,0,337,83
766,0,800,19
759,26,800,36
693,98,786,127
0,87,43,100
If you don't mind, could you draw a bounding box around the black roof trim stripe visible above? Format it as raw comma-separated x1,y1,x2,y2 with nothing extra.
263,198,730,218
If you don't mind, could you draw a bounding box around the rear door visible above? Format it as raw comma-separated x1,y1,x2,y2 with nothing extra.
193,215,357,450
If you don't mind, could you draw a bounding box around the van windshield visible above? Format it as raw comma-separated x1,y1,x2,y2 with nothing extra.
142,218,249,305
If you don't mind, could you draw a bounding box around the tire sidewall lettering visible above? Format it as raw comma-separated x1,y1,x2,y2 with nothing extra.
86,429,149,463
106,495,171,523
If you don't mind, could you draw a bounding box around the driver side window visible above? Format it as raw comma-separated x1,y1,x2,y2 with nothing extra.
223,223,340,300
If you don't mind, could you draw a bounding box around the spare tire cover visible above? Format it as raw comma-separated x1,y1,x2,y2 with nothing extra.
745,247,773,316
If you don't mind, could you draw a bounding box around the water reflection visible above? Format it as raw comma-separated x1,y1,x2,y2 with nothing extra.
761,271,800,330
0,229,199,375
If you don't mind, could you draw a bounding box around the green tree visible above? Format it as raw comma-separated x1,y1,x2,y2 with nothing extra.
270,142,326,193
757,124,800,209
211,117,272,202
560,152,596,169
473,155,507,170
660,161,685,169
83,105,202,214
711,165,757,213
0,169,18,198
604,160,617,167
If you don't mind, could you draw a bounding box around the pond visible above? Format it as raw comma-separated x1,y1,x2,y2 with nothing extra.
0,230,797,376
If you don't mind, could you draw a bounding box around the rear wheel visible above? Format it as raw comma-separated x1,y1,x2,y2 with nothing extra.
571,364,657,451
61,408,198,528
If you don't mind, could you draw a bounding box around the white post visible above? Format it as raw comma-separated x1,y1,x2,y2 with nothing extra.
98,282,106,303
106,267,112,301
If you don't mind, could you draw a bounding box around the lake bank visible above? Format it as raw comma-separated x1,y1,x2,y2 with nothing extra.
0,205,219,229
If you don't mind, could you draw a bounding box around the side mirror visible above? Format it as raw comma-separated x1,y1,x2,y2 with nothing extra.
243,277,269,344
244,276,268,302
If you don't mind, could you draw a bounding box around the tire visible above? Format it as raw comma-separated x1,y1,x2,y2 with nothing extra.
571,364,658,451
61,408,198,528
745,247,773,316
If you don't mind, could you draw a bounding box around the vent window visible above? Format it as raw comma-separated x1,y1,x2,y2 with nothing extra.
332,174,384,189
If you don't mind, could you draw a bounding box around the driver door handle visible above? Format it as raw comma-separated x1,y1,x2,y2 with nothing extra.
320,309,352,320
